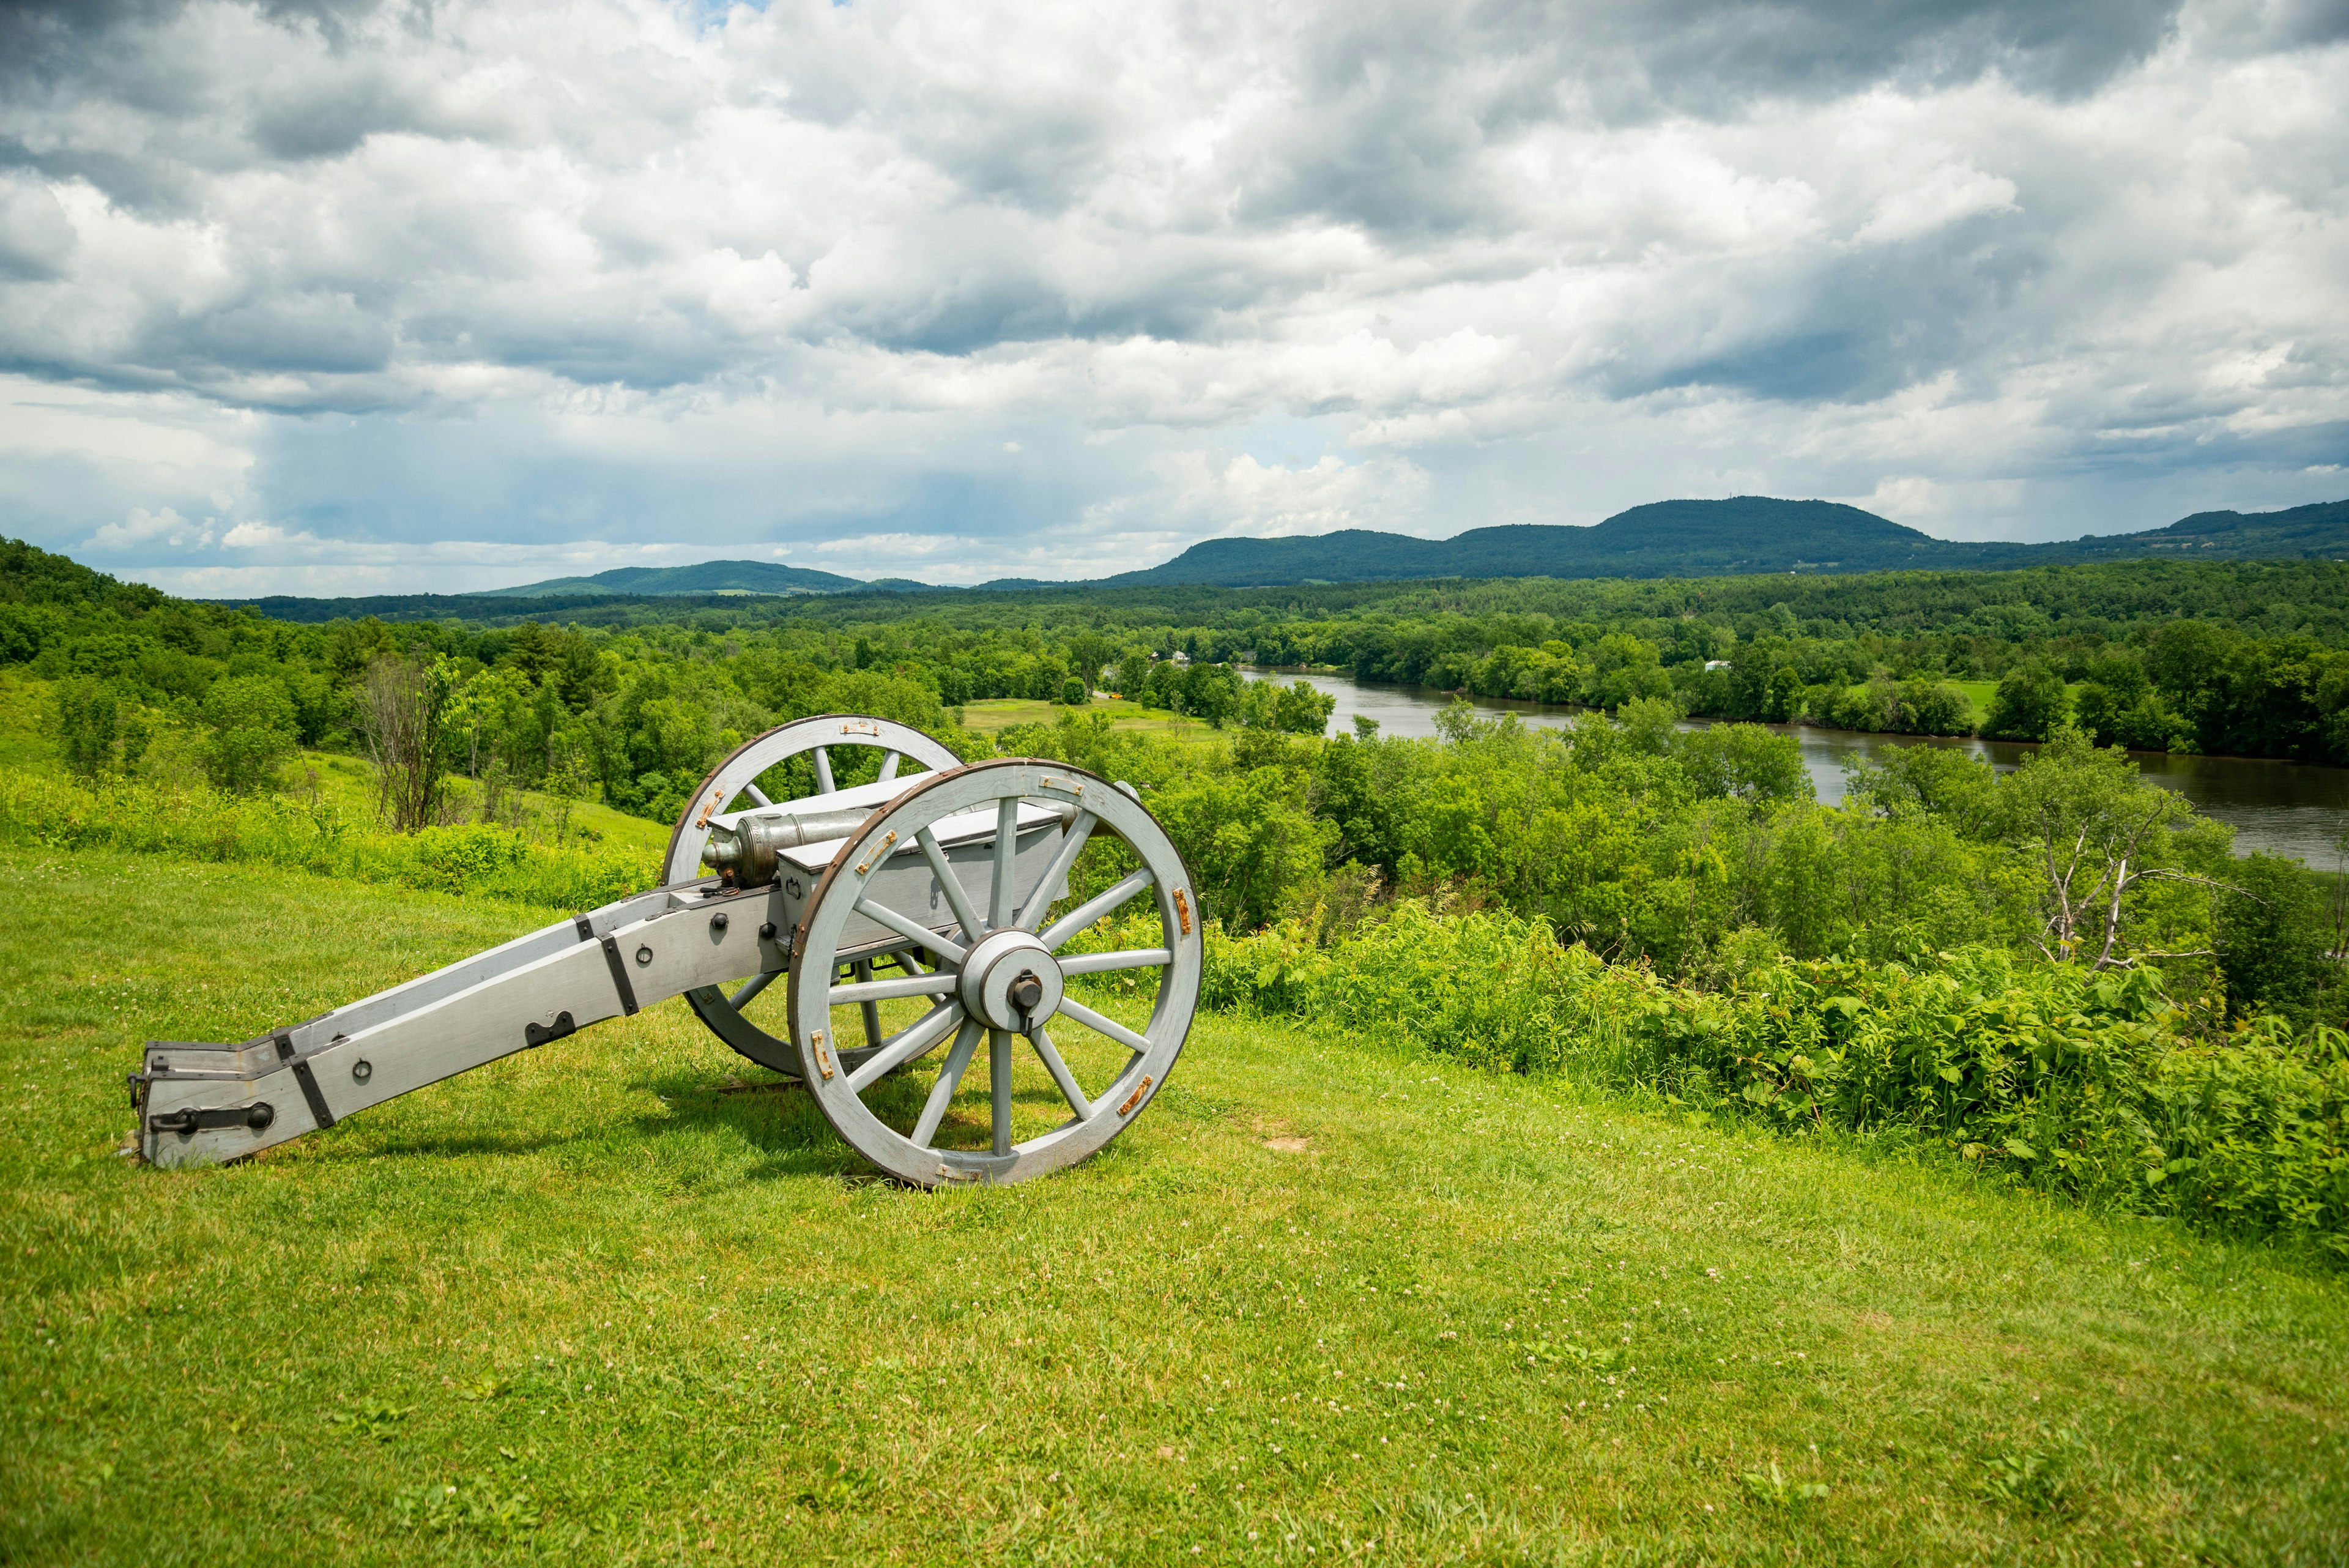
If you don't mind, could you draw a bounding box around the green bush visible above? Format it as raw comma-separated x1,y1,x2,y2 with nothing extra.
1201,903,2349,1258
201,674,299,793
1984,660,2071,741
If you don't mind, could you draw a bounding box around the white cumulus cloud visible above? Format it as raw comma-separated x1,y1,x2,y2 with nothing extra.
0,0,2339,592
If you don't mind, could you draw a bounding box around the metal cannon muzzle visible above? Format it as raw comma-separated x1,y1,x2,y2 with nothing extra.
703,807,875,887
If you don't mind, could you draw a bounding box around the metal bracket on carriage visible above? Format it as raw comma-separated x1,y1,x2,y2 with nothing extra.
131,877,784,1170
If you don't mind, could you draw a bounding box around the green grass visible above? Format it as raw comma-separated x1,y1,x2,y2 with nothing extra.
965,696,1223,746
258,745,670,861
1950,680,1998,727
4,842,2347,1564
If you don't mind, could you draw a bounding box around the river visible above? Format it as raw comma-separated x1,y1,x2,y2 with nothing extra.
1244,667,2349,867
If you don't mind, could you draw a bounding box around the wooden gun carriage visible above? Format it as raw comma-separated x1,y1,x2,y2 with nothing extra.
128,716,1201,1186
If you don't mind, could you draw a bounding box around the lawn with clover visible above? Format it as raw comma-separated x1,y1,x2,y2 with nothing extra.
3,841,2345,1566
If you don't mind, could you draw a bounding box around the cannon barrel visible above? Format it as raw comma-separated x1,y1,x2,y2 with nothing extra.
703,806,875,887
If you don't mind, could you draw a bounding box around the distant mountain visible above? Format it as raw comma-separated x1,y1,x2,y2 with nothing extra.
1095,495,2349,587
335,494,2349,609
475,559,864,597
2042,497,2349,562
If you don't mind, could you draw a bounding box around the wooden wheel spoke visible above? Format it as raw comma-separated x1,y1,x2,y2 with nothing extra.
845,1002,966,1093
878,751,901,782
852,895,968,964
1028,1022,1094,1121
1038,869,1156,951
777,751,1197,1186
852,958,883,1049
1015,809,1096,931
911,1020,983,1148
814,747,836,793
988,797,1020,931
1056,947,1173,976
729,968,779,1009
829,969,959,1005
1054,996,1152,1057
743,781,773,808
916,826,985,944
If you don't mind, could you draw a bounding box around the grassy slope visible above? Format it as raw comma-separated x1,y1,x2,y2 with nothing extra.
301,749,672,859
1,666,671,859
964,696,1223,746
4,845,2346,1566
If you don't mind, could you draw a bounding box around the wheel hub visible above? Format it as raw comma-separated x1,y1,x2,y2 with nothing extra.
958,928,1064,1032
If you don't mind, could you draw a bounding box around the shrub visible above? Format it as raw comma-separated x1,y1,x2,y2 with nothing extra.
200,675,299,793
1201,904,2349,1258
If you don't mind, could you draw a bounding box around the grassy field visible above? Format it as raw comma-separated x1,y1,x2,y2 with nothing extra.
1950,680,1998,728
963,696,1223,746
4,842,2347,1566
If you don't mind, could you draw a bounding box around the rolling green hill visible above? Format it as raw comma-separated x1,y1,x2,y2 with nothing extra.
436,496,2349,601
477,559,864,596
1101,496,2349,587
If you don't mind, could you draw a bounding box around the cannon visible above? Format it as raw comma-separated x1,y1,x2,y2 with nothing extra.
128,716,1202,1186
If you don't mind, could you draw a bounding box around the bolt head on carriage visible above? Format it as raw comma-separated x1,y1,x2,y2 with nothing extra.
130,716,1202,1186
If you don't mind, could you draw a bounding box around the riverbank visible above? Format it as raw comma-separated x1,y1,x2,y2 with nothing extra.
1245,666,2349,866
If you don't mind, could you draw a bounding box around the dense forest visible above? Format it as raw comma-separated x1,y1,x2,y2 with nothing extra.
3,533,2345,1000
212,552,2349,759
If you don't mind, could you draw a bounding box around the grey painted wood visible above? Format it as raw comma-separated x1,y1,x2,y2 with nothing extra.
784,757,1201,1187
141,883,779,1168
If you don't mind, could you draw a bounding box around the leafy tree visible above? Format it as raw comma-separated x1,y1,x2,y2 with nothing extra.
1984,660,2069,741
1994,729,2226,968
1179,663,1242,727
201,675,298,793
49,677,147,779
1891,679,1970,735
1066,631,1118,696
1675,723,1812,803
1272,680,1336,735
1615,696,1680,756
1844,744,1997,838
1584,633,1672,710
2214,852,2339,1023
1308,734,1397,872
1152,770,1336,930
1113,648,1152,698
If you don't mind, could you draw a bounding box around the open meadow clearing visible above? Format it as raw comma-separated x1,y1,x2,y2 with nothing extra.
3,844,2345,1566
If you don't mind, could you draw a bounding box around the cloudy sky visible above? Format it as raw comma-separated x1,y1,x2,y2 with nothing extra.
2,0,2345,594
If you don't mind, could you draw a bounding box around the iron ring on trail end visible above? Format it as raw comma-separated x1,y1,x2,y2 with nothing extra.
785,756,1202,1188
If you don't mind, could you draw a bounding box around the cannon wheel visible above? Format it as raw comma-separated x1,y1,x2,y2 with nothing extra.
787,758,1200,1187
664,715,963,1074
